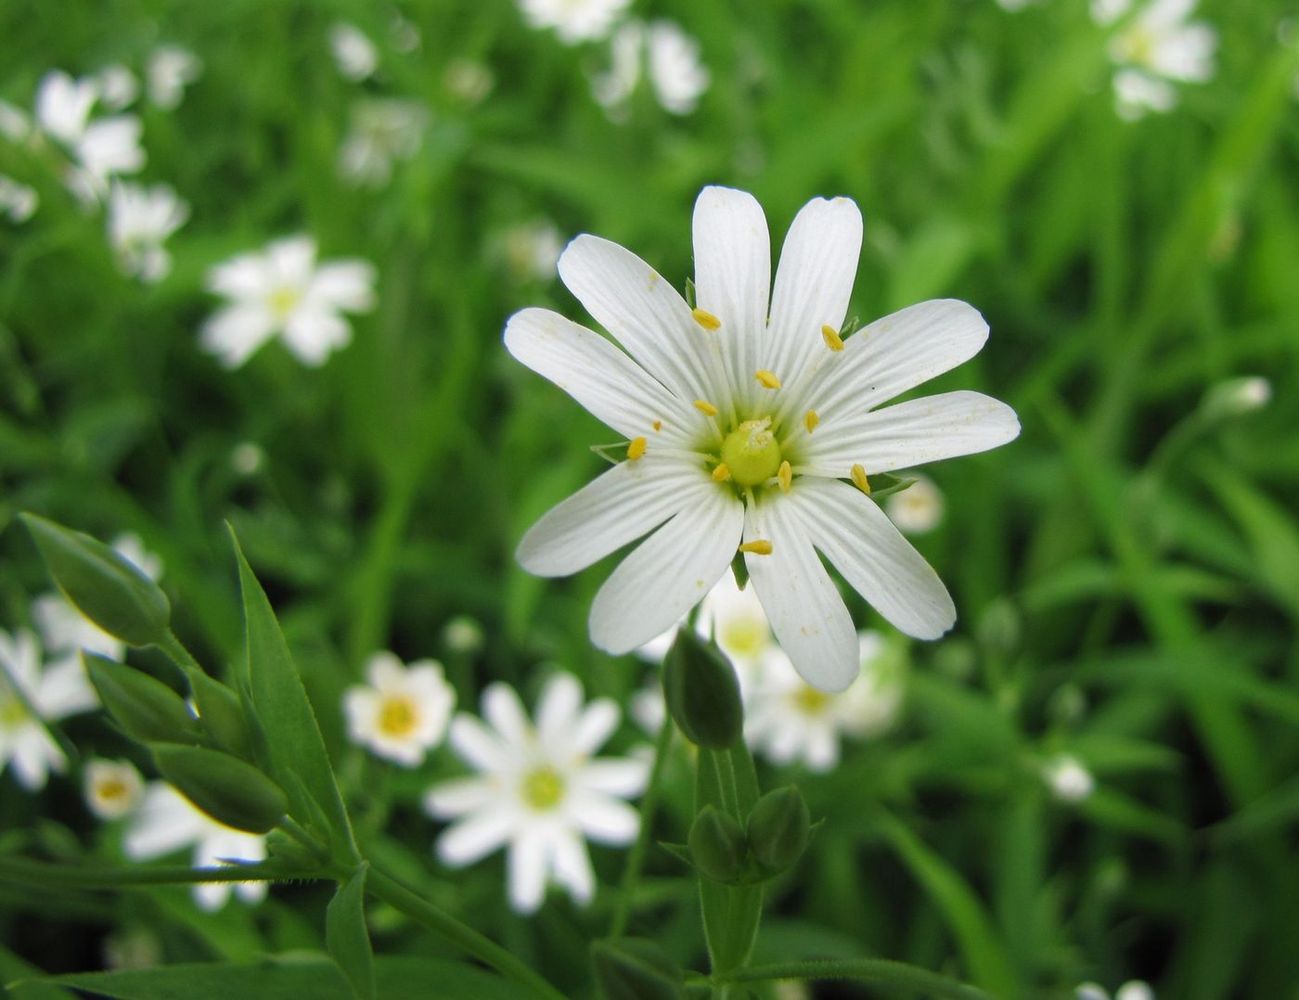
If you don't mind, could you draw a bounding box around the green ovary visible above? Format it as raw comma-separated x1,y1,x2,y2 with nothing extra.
721,419,782,487
521,766,565,811
0,695,28,728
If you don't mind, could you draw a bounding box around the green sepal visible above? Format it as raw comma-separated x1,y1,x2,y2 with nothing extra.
662,629,743,750
150,742,288,834
729,551,750,591
862,472,917,501
591,937,685,1000
84,653,203,746
188,670,253,759
746,785,811,875
684,276,697,309
688,805,749,884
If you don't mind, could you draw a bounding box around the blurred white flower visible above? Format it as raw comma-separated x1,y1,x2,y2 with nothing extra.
95,64,139,111
518,0,631,44
1201,375,1271,418
231,441,266,476
425,673,647,913
147,45,202,110
0,175,38,223
34,70,98,146
107,181,189,282
630,677,666,735
593,20,710,117
442,615,485,655
1093,0,1216,118
343,651,455,766
1077,983,1155,1000
389,14,422,53
0,628,97,791
84,758,145,820
1044,754,1095,803
124,782,267,910
331,22,379,81
337,98,428,188
33,70,145,202
885,474,945,535
201,235,377,368
444,58,494,105
502,218,564,284
0,99,30,142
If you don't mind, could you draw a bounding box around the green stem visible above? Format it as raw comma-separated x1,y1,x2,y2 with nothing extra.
0,857,307,889
609,711,674,939
364,865,566,1000
706,959,989,999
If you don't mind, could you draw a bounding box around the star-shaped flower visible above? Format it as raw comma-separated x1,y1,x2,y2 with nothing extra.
343,651,455,767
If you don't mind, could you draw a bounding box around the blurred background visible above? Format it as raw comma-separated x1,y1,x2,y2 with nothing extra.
1,1,1298,997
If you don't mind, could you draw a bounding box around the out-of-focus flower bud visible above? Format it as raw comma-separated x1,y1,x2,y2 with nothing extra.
662,628,742,749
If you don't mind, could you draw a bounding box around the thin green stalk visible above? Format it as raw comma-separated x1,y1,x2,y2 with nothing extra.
0,857,306,890
706,959,989,1000
609,710,674,939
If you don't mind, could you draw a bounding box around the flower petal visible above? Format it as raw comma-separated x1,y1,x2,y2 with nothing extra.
535,673,583,747
576,758,649,798
588,485,744,654
568,698,619,758
549,829,595,905
437,807,515,867
200,304,277,368
423,777,495,818
507,828,549,913
282,307,350,365
446,714,509,773
310,260,376,312
483,682,532,748
570,792,640,844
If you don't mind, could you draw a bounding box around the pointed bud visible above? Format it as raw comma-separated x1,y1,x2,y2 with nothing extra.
188,671,252,759
688,804,748,884
84,653,202,745
591,937,684,1000
150,743,287,834
746,785,810,875
662,628,742,749
21,513,169,647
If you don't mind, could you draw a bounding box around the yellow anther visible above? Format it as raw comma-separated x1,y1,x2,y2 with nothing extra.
777,460,792,494
627,436,647,461
694,399,718,417
692,308,721,330
804,410,820,433
738,540,773,556
755,370,782,390
850,463,871,495
821,324,845,352
711,463,732,482
652,420,662,432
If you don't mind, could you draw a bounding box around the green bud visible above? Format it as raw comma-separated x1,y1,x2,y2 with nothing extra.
662,628,742,749
688,804,748,884
591,937,684,1000
188,671,253,759
21,513,169,647
746,785,810,875
84,653,202,745
150,743,288,834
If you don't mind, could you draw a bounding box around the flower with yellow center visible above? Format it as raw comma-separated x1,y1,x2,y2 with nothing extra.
424,673,648,914
505,185,1019,691
1091,0,1216,119
343,651,455,767
84,758,144,820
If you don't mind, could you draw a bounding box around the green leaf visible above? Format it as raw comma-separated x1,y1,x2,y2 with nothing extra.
326,865,374,1000
721,958,989,1000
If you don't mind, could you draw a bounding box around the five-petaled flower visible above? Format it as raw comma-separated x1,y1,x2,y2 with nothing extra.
343,651,456,767
505,186,1019,691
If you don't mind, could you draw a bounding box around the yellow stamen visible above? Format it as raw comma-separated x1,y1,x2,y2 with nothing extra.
738,540,773,556
652,420,662,432
777,460,792,493
712,463,732,482
804,410,820,433
850,464,871,495
378,696,419,738
694,399,718,416
521,766,565,811
755,370,781,389
627,436,647,460
821,324,845,352
692,308,721,330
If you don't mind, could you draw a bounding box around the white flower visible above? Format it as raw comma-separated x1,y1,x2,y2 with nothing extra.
501,219,565,283
95,65,139,111
33,71,145,202
1201,375,1270,418
745,632,903,772
330,22,379,81
201,235,377,368
124,782,267,910
0,628,97,790
147,46,202,110
444,58,494,105
84,758,145,819
337,99,428,188
424,673,647,913
1077,983,1154,1000
107,182,189,282
34,71,98,146
1044,754,1095,803
518,0,631,44
343,651,455,766
634,570,777,678
505,186,1019,691
0,99,31,142
441,615,485,655
885,474,945,535
593,20,710,117
1093,0,1216,118
0,175,38,223
629,678,666,735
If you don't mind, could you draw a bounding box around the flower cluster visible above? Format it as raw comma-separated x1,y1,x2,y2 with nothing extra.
1092,0,1216,118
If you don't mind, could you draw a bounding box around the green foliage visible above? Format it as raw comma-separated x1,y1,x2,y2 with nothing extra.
149,743,288,834
325,865,374,1000
84,653,203,745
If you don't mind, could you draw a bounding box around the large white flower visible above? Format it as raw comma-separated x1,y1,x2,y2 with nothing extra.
0,628,98,790
424,673,647,914
505,186,1019,692
518,0,631,44
1092,0,1216,119
124,782,268,910
343,651,455,766
200,235,376,368
107,182,189,283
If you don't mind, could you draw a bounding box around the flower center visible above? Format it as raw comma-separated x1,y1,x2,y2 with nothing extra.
377,695,419,738
720,419,782,487
97,777,130,803
521,766,565,811
719,617,769,660
1118,25,1156,67
0,694,28,728
267,285,302,321
792,686,830,716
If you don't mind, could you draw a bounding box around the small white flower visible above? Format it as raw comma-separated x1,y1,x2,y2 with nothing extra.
1093,0,1216,118
0,628,98,790
593,20,710,117
1044,754,1095,803
444,58,494,105
84,758,145,819
441,615,485,655
885,474,945,535
33,71,145,202
518,0,632,45
634,570,776,678
337,99,428,188
330,22,379,81
230,441,266,475
0,175,38,223
147,46,202,110
34,70,99,146
95,64,139,112
0,99,31,142
107,182,189,282
506,186,1019,692
124,782,267,910
343,651,455,767
1201,375,1270,418
1076,983,1155,1000
501,218,565,284
201,235,377,368
425,673,647,913
629,677,666,735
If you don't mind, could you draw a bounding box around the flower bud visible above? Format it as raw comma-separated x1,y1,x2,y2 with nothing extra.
85,653,202,745
591,937,684,1000
21,513,170,647
688,804,748,884
265,829,328,869
661,628,742,749
188,670,252,759
150,743,288,834
746,785,810,875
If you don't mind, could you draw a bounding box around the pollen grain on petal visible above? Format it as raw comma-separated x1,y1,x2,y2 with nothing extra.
738,539,773,556
711,463,732,482
821,324,845,352
777,460,792,493
694,399,718,416
692,307,721,330
627,436,648,461
850,463,871,495
804,409,820,433
652,420,663,432
755,369,781,389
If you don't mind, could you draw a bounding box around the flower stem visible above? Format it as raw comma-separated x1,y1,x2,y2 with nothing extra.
609,710,674,939
0,856,304,889
709,959,990,999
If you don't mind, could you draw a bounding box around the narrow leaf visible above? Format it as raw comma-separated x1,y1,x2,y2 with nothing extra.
327,865,375,1000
